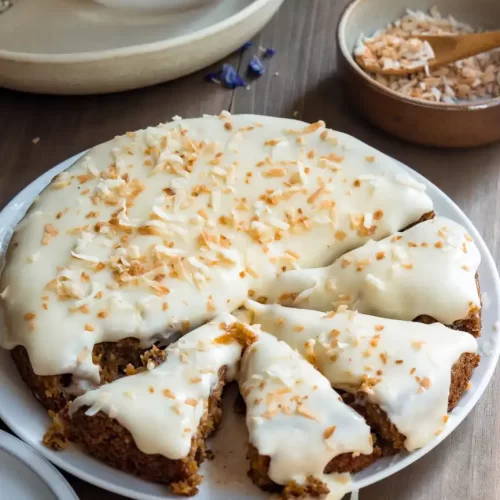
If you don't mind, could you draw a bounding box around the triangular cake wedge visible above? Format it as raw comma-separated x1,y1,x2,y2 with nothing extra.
265,217,481,336
247,301,479,451
239,330,374,499
59,313,256,495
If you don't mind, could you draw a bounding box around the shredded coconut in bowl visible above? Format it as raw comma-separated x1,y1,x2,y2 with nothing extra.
354,6,500,104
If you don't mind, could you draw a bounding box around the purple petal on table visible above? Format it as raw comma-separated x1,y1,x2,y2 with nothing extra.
248,55,265,77
220,64,247,89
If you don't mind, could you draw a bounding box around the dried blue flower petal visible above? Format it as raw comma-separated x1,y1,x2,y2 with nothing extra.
240,41,253,51
264,48,276,58
220,64,247,89
248,55,265,77
204,72,220,83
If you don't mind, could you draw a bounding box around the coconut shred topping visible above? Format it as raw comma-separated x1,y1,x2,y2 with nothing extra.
69,313,243,460
246,301,478,451
239,331,373,499
265,216,481,324
0,113,433,381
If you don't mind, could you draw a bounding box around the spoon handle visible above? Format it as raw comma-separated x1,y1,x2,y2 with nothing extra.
422,31,500,67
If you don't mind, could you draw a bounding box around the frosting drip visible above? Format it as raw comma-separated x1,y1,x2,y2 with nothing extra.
247,301,478,451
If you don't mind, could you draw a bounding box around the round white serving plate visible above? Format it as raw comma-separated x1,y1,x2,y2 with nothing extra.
0,429,79,500
0,0,283,95
0,151,499,500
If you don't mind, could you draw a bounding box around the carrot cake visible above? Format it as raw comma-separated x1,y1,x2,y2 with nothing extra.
246,301,479,451
238,331,373,499
0,113,434,411
265,216,481,336
0,113,487,498
59,313,255,495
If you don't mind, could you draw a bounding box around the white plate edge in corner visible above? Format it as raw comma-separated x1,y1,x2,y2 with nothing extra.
0,430,79,500
0,152,499,500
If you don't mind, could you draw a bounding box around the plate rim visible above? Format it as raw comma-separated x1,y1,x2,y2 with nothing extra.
0,429,79,500
0,150,499,499
0,0,281,63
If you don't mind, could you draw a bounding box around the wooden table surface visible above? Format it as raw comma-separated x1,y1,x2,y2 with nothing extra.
1,1,499,499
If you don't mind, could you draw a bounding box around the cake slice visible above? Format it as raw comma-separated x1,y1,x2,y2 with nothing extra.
265,217,481,336
247,301,479,451
59,313,256,495
239,331,374,499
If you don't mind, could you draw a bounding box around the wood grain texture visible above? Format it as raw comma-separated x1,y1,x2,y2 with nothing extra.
1,1,500,499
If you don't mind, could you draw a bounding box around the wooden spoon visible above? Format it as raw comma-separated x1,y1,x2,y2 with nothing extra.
357,31,500,76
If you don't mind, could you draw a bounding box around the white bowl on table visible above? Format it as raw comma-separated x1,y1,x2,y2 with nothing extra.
0,0,283,94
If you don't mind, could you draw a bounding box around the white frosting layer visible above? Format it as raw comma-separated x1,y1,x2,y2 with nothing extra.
70,313,241,460
239,331,372,497
266,217,481,324
247,302,478,451
0,113,433,380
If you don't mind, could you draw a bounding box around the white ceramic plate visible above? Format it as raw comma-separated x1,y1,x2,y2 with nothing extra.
0,430,79,500
0,0,283,95
0,152,499,500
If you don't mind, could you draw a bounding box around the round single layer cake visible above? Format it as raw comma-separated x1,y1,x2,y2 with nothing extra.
0,113,482,498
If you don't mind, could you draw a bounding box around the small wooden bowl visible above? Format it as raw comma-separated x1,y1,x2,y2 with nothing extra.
337,0,500,148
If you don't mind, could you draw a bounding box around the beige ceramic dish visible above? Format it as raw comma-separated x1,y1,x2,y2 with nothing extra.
0,0,283,95
337,0,500,148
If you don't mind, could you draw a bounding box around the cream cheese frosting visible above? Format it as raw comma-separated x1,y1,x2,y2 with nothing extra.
246,301,478,451
239,330,373,498
265,216,481,324
0,113,433,381
69,313,241,460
